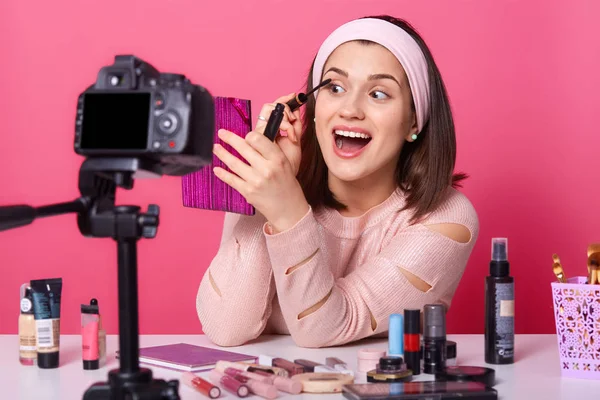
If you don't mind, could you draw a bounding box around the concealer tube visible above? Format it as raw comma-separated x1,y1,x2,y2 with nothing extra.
31,278,63,369
81,302,100,370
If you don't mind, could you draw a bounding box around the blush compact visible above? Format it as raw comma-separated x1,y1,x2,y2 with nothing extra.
434,365,496,387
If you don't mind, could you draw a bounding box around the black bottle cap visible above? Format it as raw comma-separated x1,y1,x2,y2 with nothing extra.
490,238,510,277
379,356,403,370
37,352,59,369
83,359,100,370
435,366,496,387
404,309,421,334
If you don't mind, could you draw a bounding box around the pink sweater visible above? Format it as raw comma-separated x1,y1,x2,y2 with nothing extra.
196,187,479,348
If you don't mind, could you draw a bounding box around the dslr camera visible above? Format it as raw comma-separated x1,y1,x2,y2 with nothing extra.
74,55,215,176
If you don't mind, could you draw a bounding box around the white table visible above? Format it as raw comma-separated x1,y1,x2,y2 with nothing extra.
1,334,599,399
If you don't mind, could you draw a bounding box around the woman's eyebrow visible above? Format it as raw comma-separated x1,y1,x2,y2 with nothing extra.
324,67,348,77
368,73,401,87
324,67,401,88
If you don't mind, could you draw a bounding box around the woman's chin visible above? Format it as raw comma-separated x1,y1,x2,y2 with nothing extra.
327,165,371,184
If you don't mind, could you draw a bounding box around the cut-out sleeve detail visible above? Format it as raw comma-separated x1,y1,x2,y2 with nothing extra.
208,270,222,297
264,203,479,348
297,289,332,319
398,267,432,292
286,248,320,275
196,213,276,347
424,223,472,243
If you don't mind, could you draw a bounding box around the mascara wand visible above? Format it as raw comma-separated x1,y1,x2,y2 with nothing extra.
286,78,332,111
264,79,332,141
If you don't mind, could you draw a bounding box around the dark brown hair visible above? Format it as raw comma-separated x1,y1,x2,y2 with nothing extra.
296,14,467,224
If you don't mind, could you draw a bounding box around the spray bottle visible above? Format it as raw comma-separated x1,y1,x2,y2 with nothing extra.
485,238,515,364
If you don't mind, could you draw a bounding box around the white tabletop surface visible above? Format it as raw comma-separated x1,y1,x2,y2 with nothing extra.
1,334,599,399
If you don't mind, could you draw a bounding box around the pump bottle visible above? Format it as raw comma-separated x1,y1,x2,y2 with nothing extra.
485,238,515,364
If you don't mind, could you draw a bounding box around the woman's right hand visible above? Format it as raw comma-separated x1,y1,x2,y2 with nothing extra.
254,93,303,176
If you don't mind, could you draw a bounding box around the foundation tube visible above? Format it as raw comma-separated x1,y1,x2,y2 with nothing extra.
31,278,63,369
81,302,100,370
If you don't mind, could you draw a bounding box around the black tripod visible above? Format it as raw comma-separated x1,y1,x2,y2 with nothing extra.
0,157,180,400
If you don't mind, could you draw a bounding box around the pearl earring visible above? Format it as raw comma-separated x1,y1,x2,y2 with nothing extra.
314,117,316,123
411,134,418,140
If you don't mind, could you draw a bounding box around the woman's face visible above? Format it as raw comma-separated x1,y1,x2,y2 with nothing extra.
314,41,418,186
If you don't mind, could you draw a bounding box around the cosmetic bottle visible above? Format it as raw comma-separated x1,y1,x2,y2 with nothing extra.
91,299,106,366
485,238,515,364
19,284,37,366
423,304,446,374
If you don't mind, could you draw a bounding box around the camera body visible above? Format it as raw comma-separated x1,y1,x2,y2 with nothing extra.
74,55,215,176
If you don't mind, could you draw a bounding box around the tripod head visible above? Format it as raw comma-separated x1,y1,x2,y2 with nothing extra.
0,55,217,400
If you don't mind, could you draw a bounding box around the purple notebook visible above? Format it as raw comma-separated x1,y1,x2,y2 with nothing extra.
121,343,257,372
181,97,255,215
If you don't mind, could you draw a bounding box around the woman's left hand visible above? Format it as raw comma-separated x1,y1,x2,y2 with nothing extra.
212,128,310,233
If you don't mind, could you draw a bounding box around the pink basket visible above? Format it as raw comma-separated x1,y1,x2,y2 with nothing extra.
551,276,600,379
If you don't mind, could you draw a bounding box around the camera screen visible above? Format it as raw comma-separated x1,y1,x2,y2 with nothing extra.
80,92,151,150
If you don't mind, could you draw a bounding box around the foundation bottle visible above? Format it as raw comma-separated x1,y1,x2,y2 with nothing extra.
19,286,37,366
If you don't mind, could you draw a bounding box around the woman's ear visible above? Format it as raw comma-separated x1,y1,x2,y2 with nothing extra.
406,113,419,142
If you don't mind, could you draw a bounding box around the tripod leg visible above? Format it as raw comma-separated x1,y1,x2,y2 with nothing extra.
117,238,140,373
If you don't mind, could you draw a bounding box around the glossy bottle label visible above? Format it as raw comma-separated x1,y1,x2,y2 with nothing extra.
494,282,514,358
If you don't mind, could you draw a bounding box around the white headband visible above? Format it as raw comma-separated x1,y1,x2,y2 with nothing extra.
312,18,430,132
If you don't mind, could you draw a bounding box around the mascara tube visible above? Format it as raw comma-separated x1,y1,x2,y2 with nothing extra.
423,304,446,374
263,103,285,141
286,93,307,112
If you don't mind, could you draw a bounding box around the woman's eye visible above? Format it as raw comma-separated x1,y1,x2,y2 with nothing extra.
329,84,345,94
371,90,389,99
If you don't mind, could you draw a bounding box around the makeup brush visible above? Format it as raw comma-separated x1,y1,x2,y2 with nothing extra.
286,79,332,111
552,254,567,283
587,244,600,285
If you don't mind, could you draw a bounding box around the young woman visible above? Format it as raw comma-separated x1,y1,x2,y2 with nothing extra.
196,15,479,348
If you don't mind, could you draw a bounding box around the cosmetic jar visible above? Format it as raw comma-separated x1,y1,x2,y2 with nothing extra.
357,348,386,373
366,356,412,383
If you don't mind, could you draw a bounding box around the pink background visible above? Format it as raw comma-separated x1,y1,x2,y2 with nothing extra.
1,0,598,338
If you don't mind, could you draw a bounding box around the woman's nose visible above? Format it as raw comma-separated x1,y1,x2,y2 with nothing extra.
338,93,365,120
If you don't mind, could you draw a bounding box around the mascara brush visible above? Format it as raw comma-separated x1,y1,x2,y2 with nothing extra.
286,78,332,111
264,79,332,141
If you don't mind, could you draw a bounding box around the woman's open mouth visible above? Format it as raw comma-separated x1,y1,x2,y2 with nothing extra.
332,129,372,158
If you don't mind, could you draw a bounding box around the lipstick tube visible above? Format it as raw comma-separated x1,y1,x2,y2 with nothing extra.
294,359,319,372
404,309,421,375
209,369,249,398
272,357,304,376
181,372,221,399
222,366,302,395
325,357,354,376
223,368,278,399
